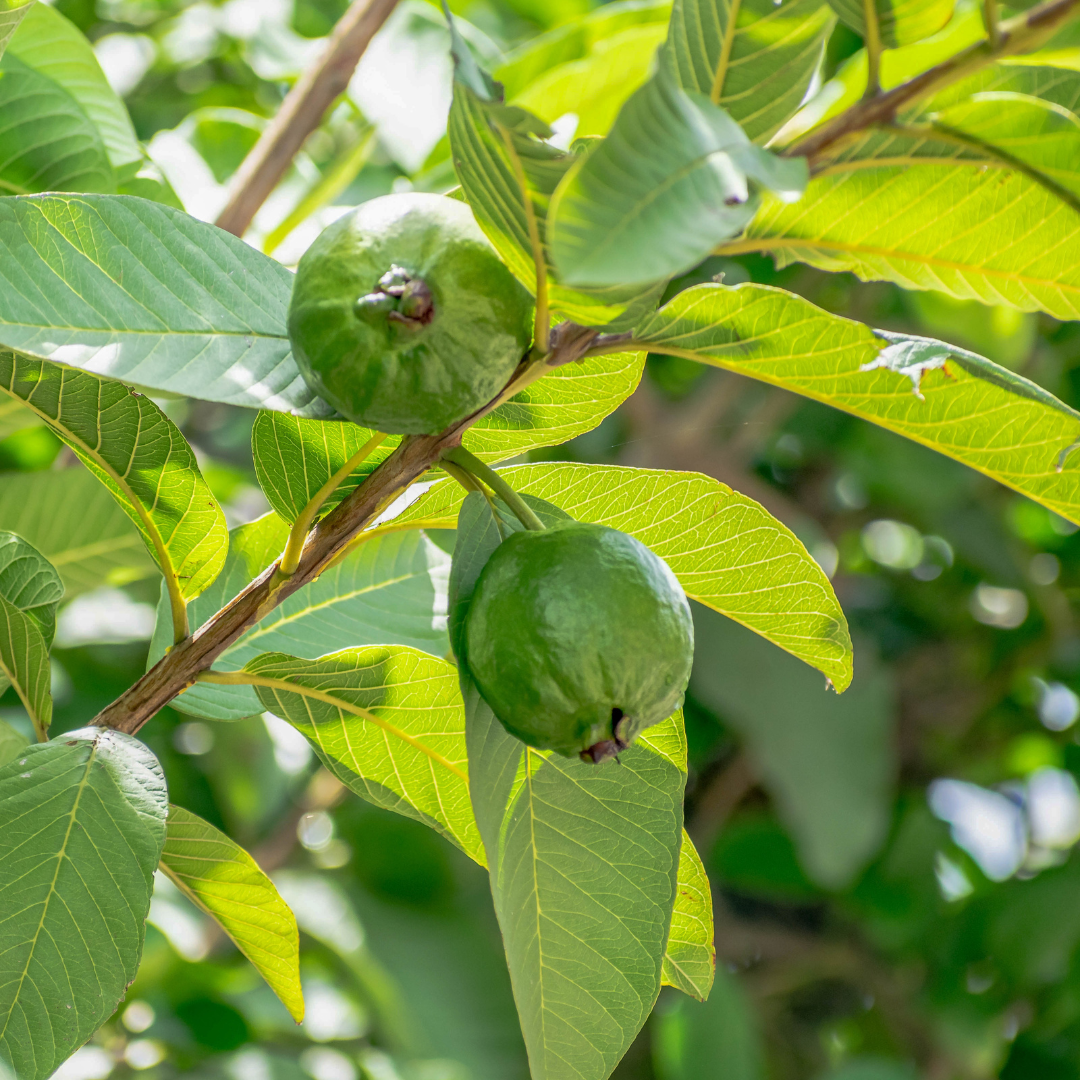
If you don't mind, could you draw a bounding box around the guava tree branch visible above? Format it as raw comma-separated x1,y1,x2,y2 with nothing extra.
91,323,600,736
788,0,1080,166
214,0,400,238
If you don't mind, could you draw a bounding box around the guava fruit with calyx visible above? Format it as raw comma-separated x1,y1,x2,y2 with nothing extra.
463,521,694,762
288,192,534,435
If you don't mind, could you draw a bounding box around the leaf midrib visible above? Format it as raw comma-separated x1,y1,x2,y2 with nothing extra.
0,738,97,1043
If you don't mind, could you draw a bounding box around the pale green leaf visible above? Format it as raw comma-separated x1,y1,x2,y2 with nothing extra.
382,461,853,690
244,647,483,864
0,55,114,196
160,804,304,1022
825,0,954,48
0,468,157,597
692,607,895,888
451,493,686,1080
653,967,764,1080
662,830,715,1001
512,23,667,137
448,82,664,329
0,353,228,604
0,194,329,416
0,1,30,61
665,0,836,142
0,727,167,1080
549,67,808,287
149,513,450,721
6,4,142,179
0,717,26,769
633,282,1080,523
739,159,1080,319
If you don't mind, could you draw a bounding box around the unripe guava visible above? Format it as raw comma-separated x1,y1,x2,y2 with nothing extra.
288,193,534,434
464,522,694,762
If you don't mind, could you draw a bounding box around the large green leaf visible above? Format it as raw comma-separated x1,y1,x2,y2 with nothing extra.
0,55,114,196
0,727,167,1080
149,513,450,720
0,194,329,415
448,81,663,329
664,0,836,143
251,351,645,523
6,3,142,180
737,161,1080,320
0,2,29,60
451,493,686,1080
662,830,715,1002
653,967,764,1080
0,354,227,615
548,67,807,288
632,283,1080,524
160,804,304,1022
380,462,853,690
825,0,953,48
0,532,63,646
0,468,157,597
692,607,895,888
243,647,483,863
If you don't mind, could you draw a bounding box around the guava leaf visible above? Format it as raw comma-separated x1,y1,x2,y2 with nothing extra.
0,194,330,416
0,593,51,738
451,492,686,1080
0,2,30,61
825,0,953,48
0,533,63,647
665,0,836,143
0,354,228,614
149,513,450,721
548,66,808,288
250,349,645,523
160,804,304,1022
662,831,715,1002
243,647,483,864
377,463,853,691
448,79,665,329
0,469,157,598
632,282,1080,525
0,728,167,1080
5,3,142,180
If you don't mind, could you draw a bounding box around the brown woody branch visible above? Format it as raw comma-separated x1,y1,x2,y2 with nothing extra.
214,0,400,238
788,0,1080,166
92,325,599,735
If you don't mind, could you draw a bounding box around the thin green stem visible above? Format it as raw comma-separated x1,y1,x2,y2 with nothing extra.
442,446,546,531
984,0,1002,46
863,0,883,98
278,431,387,578
440,459,505,532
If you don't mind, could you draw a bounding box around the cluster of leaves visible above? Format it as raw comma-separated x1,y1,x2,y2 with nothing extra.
4,0,1080,1078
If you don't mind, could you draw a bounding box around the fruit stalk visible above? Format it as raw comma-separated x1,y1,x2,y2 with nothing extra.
442,446,546,532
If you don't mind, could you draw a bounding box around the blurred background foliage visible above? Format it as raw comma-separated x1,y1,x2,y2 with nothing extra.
8,0,1080,1077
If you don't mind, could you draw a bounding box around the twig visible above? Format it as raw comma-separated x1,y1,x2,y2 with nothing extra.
214,0,400,238
787,0,1080,166
91,330,600,736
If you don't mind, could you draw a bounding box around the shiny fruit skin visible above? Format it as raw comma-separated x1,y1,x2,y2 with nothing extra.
288,193,534,435
464,522,694,759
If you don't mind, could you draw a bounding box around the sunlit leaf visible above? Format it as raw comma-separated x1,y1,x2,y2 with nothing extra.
243,646,483,863
0,194,329,415
662,830,715,1001
0,1,30,60
160,804,304,1022
0,354,227,611
632,283,1080,524
825,0,953,48
665,0,836,142
149,513,450,721
0,728,167,1080
0,468,157,597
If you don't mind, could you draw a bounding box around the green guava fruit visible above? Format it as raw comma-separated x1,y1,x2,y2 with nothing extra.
464,521,694,762
288,192,534,435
